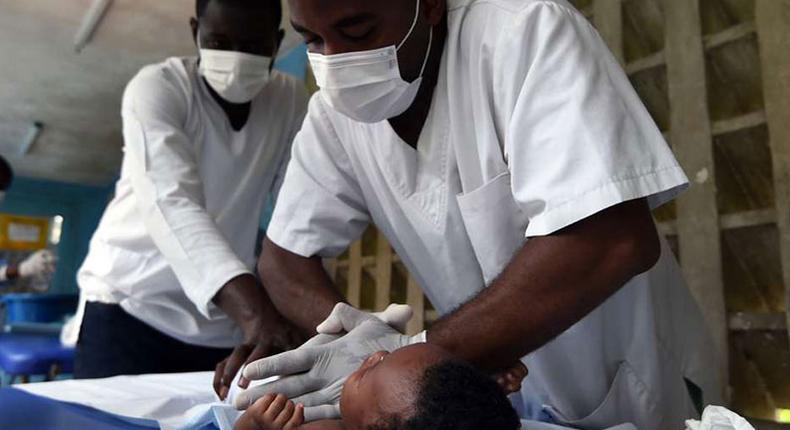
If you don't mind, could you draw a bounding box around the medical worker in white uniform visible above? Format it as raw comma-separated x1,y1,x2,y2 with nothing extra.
235,0,722,429
75,0,308,385
0,157,57,289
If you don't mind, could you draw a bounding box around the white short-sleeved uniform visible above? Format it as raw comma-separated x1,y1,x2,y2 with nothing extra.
78,57,308,348
268,0,721,428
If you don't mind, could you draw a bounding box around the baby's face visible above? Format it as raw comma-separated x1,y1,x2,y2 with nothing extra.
339,344,453,430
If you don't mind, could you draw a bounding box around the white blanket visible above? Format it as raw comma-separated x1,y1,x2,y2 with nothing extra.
18,372,241,430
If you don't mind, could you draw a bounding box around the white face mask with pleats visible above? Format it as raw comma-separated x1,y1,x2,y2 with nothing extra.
307,0,433,123
197,33,273,104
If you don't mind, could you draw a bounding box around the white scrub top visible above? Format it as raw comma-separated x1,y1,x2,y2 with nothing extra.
78,57,308,348
268,0,722,428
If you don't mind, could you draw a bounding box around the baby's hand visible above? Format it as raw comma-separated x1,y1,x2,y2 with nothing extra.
494,362,528,394
235,394,304,430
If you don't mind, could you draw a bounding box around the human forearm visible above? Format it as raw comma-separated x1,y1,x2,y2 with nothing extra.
259,238,345,334
4,264,19,280
213,274,283,339
428,199,660,371
213,274,306,399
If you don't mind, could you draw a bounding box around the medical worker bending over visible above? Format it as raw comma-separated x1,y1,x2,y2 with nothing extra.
75,0,308,382
234,0,722,429
0,156,57,289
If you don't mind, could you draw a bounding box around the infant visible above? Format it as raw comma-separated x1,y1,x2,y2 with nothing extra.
234,343,525,430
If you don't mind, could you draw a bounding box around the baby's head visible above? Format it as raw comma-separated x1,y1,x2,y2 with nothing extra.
339,344,521,430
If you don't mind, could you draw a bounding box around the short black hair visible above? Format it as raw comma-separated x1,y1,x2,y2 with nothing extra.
196,0,282,24
0,155,13,191
371,361,522,430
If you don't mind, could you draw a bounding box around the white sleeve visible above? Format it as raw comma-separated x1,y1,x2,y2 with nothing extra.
502,3,688,237
121,67,251,319
266,95,371,258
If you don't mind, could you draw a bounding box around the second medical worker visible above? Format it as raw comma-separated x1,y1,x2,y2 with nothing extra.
74,0,307,380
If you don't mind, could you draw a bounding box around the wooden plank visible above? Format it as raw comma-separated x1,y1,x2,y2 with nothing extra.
593,0,624,64
658,208,776,237
375,231,393,311
729,312,788,331
756,0,790,346
335,254,401,269
346,241,363,307
747,419,790,430
656,221,677,237
664,0,729,393
626,50,666,76
711,110,767,137
580,4,594,19
323,259,338,283
406,276,425,335
702,21,757,50
720,208,776,230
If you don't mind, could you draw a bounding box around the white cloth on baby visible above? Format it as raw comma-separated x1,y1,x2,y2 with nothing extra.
685,406,755,430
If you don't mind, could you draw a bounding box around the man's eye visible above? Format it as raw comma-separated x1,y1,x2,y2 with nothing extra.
304,36,323,47
204,40,222,49
342,27,374,41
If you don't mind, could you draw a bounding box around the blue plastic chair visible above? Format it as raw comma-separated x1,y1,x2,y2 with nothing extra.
0,332,74,386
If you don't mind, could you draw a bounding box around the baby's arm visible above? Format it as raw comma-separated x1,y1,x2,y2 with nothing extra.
234,394,346,430
235,394,304,430
299,420,346,430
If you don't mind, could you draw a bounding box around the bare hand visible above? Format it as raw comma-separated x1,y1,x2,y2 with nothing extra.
214,316,306,400
494,362,528,394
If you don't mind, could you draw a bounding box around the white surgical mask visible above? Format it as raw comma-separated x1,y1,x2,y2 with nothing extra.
198,35,273,104
308,0,433,123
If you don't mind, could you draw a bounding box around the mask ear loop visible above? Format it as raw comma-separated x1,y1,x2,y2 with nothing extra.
417,26,433,78
397,0,433,79
397,0,422,51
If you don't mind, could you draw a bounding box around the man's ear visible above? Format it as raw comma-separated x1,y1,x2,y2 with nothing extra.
423,0,446,26
190,17,199,46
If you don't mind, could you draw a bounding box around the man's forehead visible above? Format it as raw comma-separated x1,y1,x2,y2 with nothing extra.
289,0,402,27
200,1,279,29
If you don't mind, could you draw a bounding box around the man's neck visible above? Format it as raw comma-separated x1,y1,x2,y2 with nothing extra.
388,16,448,149
203,77,252,131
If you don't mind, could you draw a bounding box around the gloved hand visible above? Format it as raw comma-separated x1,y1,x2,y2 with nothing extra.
227,304,414,407
299,303,413,349
19,250,56,279
236,303,423,422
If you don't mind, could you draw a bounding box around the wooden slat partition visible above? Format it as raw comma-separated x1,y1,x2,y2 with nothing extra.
346,241,363,307
593,0,624,64
374,231,393,311
756,0,790,345
664,0,729,392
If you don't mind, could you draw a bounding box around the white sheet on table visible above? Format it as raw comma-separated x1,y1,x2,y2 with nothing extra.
16,371,270,430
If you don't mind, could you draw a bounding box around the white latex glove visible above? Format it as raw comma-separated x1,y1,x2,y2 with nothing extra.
237,303,422,422
685,406,755,430
19,250,57,279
